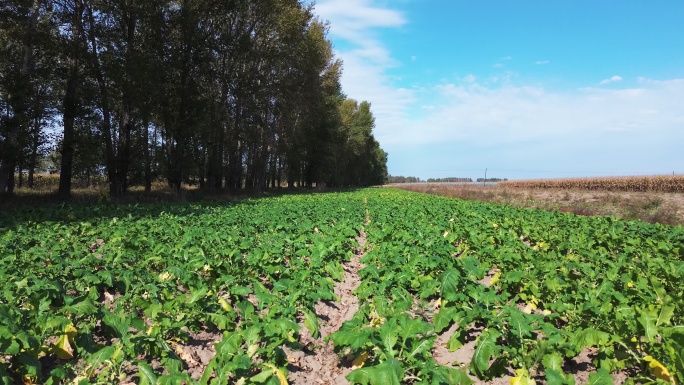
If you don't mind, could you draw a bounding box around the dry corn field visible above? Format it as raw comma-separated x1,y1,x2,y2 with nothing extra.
499,175,684,193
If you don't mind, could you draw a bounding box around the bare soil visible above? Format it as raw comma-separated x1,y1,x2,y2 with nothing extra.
391,183,684,226
286,230,367,385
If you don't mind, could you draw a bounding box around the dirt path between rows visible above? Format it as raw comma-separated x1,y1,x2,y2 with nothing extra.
286,230,367,385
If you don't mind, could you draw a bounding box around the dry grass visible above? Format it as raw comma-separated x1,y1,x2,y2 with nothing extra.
500,174,684,193
390,183,684,226
1,182,233,208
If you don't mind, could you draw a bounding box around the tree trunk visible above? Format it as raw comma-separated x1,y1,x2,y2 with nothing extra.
143,116,152,192
86,4,117,197
28,92,42,188
59,2,83,200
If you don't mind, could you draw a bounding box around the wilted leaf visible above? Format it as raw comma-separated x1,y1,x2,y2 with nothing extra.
352,351,369,370
643,355,675,384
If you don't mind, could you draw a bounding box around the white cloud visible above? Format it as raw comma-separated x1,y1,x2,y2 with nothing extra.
313,0,414,133
384,77,684,147
599,75,623,85
385,77,684,178
535,60,550,65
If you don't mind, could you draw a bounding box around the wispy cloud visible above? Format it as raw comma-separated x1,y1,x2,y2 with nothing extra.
314,0,413,133
599,75,623,85
535,60,550,65
387,76,684,145
383,77,684,177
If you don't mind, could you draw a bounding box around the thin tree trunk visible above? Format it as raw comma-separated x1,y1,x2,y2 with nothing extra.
59,1,83,200
86,4,116,197
143,116,152,192
28,92,42,188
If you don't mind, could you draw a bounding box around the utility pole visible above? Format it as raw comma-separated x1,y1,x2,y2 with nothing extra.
484,168,487,187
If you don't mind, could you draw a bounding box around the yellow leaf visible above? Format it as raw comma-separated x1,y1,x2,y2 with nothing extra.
264,363,288,385
218,297,231,312
64,323,77,340
52,323,78,360
434,298,442,311
643,356,676,384
352,351,369,370
369,315,385,327
489,272,501,286
168,340,198,366
247,344,259,358
53,334,74,359
510,368,536,385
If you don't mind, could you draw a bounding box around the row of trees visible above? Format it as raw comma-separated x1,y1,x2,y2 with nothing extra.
387,175,423,184
426,177,472,183
0,0,388,200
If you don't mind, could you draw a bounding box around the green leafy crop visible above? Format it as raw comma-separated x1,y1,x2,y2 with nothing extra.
1,189,682,384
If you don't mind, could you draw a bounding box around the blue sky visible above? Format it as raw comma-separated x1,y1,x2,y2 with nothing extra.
312,0,684,180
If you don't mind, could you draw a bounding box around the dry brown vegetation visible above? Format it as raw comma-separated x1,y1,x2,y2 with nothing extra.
499,174,684,193
391,183,684,226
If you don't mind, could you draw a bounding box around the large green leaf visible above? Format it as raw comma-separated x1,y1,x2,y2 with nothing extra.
347,358,404,385
470,329,501,379
587,369,613,385
543,352,574,385
572,329,610,351
137,362,158,385
431,365,474,385
439,270,462,302
303,309,320,339
379,321,399,357
637,308,659,343
433,306,459,334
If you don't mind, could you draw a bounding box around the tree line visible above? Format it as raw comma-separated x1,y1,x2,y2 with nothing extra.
0,0,388,200
387,175,423,184
426,177,472,183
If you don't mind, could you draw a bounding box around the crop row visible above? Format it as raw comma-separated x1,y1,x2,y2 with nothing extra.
1,189,683,384
331,189,683,384
499,175,684,193
0,194,365,384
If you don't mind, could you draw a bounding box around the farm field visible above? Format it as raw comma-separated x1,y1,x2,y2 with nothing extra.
392,183,684,226
499,176,684,193
1,189,683,384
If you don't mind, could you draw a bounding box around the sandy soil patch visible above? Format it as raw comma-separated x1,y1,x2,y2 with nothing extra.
286,230,367,385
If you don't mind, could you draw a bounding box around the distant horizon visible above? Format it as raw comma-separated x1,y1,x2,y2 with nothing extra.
388,171,684,182
313,1,684,180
